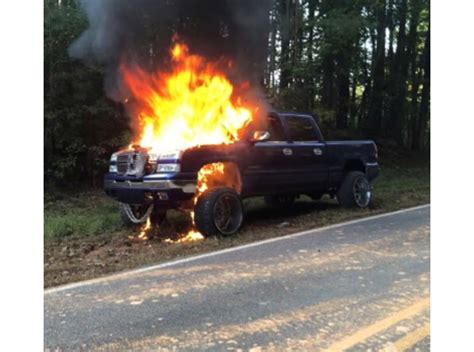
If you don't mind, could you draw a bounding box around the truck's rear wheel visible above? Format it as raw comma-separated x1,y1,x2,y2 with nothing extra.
119,204,166,227
194,187,243,237
337,171,372,208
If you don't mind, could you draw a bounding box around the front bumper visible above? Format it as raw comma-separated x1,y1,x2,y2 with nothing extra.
104,174,196,205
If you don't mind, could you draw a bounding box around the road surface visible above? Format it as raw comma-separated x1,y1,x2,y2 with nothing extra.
45,205,430,351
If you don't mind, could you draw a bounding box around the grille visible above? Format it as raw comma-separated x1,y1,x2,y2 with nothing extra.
117,154,129,174
115,152,148,177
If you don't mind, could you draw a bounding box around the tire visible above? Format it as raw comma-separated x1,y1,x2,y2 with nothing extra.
119,204,166,227
194,187,243,237
264,195,296,207
337,171,372,208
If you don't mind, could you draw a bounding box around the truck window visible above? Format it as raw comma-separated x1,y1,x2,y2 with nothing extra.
267,115,285,141
286,116,318,141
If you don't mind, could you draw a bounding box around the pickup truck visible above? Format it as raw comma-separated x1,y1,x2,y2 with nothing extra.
104,112,379,237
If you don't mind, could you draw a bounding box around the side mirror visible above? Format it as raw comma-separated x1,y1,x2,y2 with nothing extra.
249,131,270,143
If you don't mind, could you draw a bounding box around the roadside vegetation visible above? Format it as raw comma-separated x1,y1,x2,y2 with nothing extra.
45,1,430,189
44,1,430,287
44,147,429,288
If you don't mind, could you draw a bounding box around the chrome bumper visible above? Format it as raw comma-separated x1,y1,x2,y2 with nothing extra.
104,179,196,194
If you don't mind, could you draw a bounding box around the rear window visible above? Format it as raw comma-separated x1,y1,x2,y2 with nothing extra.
267,116,285,141
286,116,318,141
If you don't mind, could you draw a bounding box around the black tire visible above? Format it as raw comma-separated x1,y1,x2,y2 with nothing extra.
264,195,296,207
337,171,372,208
119,204,166,227
194,187,243,237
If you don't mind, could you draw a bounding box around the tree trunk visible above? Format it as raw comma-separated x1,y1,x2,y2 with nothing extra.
268,6,278,89
335,65,350,129
407,0,422,148
321,55,336,109
279,0,292,89
366,0,386,135
413,25,430,150
306,0,317,109
388,0,408,144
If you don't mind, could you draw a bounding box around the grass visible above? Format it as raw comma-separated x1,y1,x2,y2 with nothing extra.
44,149,429,288
44,192,123,240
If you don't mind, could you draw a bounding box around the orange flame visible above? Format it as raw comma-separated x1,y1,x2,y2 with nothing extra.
122,41,252,242
135,216,152,241
121,41,255,154
174,163,226,242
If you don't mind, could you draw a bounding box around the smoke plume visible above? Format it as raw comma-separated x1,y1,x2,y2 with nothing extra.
69,0,273,101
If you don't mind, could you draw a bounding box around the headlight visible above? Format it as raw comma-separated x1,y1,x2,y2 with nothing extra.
159,151,182,160
110,153,118,162
148,153,159,162
109,165,118,173
156,164,181,172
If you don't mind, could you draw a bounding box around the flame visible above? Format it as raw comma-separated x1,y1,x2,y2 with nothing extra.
196,163,225,195
128,162,239,242
132,216,152,241
121,40,252,242
173,163,226,242
121,41,255,154
165,230,204,244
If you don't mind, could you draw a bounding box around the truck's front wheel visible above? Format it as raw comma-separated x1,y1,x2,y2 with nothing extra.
194,187,243,237
337,171,372,208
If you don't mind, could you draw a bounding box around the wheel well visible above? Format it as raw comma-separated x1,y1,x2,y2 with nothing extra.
197,162,242,195
343,159,365,174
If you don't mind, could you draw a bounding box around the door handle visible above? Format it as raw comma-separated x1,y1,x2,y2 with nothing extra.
283,148,293,156
313,148,323,156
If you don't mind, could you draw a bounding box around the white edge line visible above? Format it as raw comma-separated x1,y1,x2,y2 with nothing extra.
45,204,430,295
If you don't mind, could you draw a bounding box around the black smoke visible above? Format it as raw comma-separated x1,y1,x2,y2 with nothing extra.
69,0,273,98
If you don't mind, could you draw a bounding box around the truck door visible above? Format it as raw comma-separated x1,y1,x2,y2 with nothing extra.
243,114,296,195
282,115,329,192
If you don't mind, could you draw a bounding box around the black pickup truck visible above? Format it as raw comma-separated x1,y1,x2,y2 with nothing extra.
104,112,379,236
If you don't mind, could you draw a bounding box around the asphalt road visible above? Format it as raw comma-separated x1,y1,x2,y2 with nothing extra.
45,205,430,351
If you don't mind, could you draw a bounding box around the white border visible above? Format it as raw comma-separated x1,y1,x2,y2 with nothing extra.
1,0,43,350
45,204,430,295
431,0,474,351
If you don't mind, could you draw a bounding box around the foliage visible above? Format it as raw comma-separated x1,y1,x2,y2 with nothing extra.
266,0,430,148
44,191,122,239
44,0,130,188
44,0,430,189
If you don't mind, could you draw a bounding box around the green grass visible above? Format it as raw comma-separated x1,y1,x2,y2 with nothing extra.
44,192,123,240
373,163,430,206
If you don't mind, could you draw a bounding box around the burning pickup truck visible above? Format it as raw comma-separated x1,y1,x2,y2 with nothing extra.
104,112,379,237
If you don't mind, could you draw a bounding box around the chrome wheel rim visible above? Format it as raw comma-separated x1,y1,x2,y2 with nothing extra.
130,205,151,219
353,177,371,207
213,193,242,235
122,203,154,224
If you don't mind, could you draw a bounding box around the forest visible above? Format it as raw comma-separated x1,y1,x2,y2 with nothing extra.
44,0,430,188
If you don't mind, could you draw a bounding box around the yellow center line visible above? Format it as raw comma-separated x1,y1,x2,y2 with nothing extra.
322,297,430,352
393,322,430,351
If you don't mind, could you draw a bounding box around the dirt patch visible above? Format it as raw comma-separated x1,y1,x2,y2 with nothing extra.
45,190,429,288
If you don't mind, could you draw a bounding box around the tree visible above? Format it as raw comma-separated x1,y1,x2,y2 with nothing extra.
366,0,386,135
45,0,430,188
44,0,129,188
